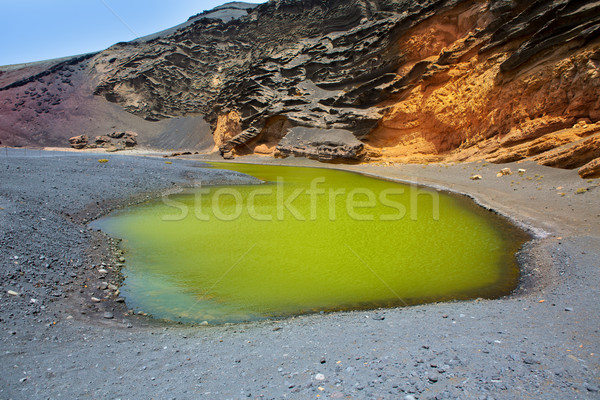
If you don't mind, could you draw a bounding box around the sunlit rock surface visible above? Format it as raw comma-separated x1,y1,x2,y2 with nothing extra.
1,0,599,168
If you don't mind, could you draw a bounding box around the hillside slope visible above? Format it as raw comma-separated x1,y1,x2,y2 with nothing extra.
0,0,598,176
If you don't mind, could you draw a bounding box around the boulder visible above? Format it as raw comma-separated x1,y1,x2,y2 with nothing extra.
220,127,260,155
579,158,600,179
68,135,88,149
535,136,600,169
122,131,138,147
108,131,125,139
164,151,192,158
95,135,112,145
275,127,364,162
496,168,512,177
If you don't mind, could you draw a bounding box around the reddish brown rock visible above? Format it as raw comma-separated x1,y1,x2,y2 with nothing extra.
68,135,88,149
486,124,600,165
108,131,125,139
534,136,600,169
2,0,600,168
163,151,192,158
579,158,600,179
122,131,137,147
95,135,112,145
213,111,242,153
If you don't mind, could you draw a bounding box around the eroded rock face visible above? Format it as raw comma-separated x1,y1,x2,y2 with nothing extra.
95,135,112,145
123,131,138,147
364,1,600,166
485,122,600,164
2,0,599,170
579,158,600,178
275,127,364,162
85,0,600,165
68,131,138,151
68,135,88,149
187,2,258,22
535,136,600,169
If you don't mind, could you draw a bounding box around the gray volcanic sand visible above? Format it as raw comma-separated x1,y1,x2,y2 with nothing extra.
1,149,599,399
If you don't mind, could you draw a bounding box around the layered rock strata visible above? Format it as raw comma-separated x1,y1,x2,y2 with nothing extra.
1,0,599,173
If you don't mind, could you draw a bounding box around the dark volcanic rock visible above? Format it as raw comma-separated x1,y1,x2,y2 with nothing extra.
122,131,138,147
490,1,600,72
2,0,600,166
220,127,261,154
275,127,364,162
68,135,88,150
95,135,112,145
68,131,137,151
188,2,258,22
83,0,600,163
89,0,452,157
108,131,125,139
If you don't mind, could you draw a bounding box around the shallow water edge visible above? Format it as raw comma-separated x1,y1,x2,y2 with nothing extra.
91,162,532,324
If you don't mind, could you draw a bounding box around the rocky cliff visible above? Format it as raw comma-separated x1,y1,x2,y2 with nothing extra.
1,0,599,176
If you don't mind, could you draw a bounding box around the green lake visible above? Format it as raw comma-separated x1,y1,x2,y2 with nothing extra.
91,163,529,324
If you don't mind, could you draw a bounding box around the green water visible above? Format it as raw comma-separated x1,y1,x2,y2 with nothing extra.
91,163,528,324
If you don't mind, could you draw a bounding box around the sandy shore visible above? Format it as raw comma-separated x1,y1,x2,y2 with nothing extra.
1,148,599,399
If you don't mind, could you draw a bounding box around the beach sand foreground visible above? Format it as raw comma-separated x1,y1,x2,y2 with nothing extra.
1,149,598,399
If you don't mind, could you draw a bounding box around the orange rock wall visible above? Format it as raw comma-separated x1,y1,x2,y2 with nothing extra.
365,2,600,170
213,110,242,151
206,0,600,176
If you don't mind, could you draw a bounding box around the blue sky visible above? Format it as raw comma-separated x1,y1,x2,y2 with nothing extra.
0,1,264,66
